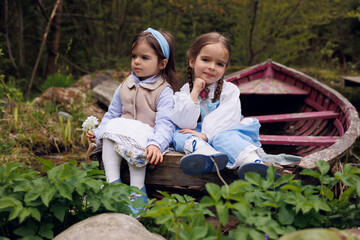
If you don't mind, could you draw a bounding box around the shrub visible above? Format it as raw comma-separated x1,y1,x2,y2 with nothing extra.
0,159,146,239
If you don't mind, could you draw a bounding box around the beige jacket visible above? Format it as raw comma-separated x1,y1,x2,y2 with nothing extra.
119,75,170,128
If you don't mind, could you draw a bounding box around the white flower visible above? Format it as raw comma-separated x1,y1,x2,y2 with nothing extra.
82,116,99,131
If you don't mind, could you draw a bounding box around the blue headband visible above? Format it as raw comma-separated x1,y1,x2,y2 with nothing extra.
144,28,170,61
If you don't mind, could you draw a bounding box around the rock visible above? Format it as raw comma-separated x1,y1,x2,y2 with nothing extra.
92,79,120,107
90,74,114,89
278,228,358,240
33,87,86,112
58,111,73,120
73,74,93,91
53,213,165,240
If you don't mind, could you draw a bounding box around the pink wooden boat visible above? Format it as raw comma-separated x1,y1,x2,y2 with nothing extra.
91,60,360,191
225,59,360,170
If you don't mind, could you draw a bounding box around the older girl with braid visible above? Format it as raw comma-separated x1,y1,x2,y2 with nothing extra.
170,32,280,179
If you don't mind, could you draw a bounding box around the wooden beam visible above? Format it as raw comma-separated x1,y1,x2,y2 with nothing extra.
259,135,340,146
249,111,339,123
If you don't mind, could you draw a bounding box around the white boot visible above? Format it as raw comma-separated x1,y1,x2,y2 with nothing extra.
242,151,263,165
180,136,228,176
184,136,221,155
237,150,281,181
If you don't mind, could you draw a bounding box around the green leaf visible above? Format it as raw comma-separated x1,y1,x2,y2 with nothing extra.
205,183,221,202
37,157,56,171
315,160,330,175
357,184,360,198
274,174,295,187
192,226,208,239
300,169,320,178
312,198,331,212
40,186,57,207
28,207,41,221
156,212,173,224
278,205,294,225
24,189,41,204
173,194,186,203
0,197,23,210
228,179,250,194
50,203,67,222
39,223,54,239
8,203,23,221
215,203,228,226
323,188,334,201
158,190,172,199
245,172,263,186
55,182,73,201
249,228,266,240
200,196,216,207
83,178,102,193
88,195,101,212
14,226,36,237
267,165,277,181
340,186,356,201
232,202,250,218
18,207,31,223
281,184,302,193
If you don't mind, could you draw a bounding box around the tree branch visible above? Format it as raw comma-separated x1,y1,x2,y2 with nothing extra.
56,52,90,74
27,0,62,98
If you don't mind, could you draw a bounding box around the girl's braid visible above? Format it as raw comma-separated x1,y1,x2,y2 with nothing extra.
213,76,224,103
187,65,194,92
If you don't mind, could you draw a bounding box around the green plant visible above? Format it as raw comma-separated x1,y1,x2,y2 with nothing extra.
145,192,216,240
58,115,73,150
145,162,360,240
39,73,75,93
0,160,146,239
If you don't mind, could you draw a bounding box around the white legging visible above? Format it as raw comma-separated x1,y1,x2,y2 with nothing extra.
102,138,146,189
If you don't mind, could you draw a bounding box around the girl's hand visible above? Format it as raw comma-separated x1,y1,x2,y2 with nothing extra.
86,130,96,143
144,145,163,165
179,128,208,142
190,78,206,102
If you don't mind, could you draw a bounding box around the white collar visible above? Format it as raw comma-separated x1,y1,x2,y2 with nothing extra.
126,73,164,90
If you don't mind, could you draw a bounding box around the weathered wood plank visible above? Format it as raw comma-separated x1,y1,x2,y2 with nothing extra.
249,111,339,123
88,151,240,190
259,135,340,146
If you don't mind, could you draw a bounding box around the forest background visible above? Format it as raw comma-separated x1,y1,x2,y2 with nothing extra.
1,0,360,98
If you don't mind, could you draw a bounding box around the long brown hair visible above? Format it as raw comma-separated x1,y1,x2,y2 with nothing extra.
131,30,177,89
186,32,231,102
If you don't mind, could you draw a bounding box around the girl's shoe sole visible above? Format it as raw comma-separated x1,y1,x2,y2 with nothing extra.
180,153,228,176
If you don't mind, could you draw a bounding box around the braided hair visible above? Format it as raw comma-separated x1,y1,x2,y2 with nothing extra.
186,32,231,103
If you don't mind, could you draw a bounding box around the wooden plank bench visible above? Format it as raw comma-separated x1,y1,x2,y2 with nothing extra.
248,111,339,123
245,111,340,146
259,135,340,146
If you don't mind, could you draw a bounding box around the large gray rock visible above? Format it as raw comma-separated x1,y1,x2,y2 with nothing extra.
54,213,165,240
92,79,119,107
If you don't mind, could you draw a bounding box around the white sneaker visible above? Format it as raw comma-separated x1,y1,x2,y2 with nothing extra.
180,136,228,176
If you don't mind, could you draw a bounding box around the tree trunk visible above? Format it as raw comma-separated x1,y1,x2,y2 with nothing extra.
4,0,19,75
18,1,25,69
115,0,128,57
46,0,63,77
248,0,258,65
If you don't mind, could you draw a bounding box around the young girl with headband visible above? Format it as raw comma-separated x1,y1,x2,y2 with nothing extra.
87,28,177,214
170,32,280,180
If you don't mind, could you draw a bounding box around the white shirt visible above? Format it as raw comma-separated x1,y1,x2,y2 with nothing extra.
170,81,242,143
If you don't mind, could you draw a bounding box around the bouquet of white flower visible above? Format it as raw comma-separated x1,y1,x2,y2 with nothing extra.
82,116,99,162
82,116,99,131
